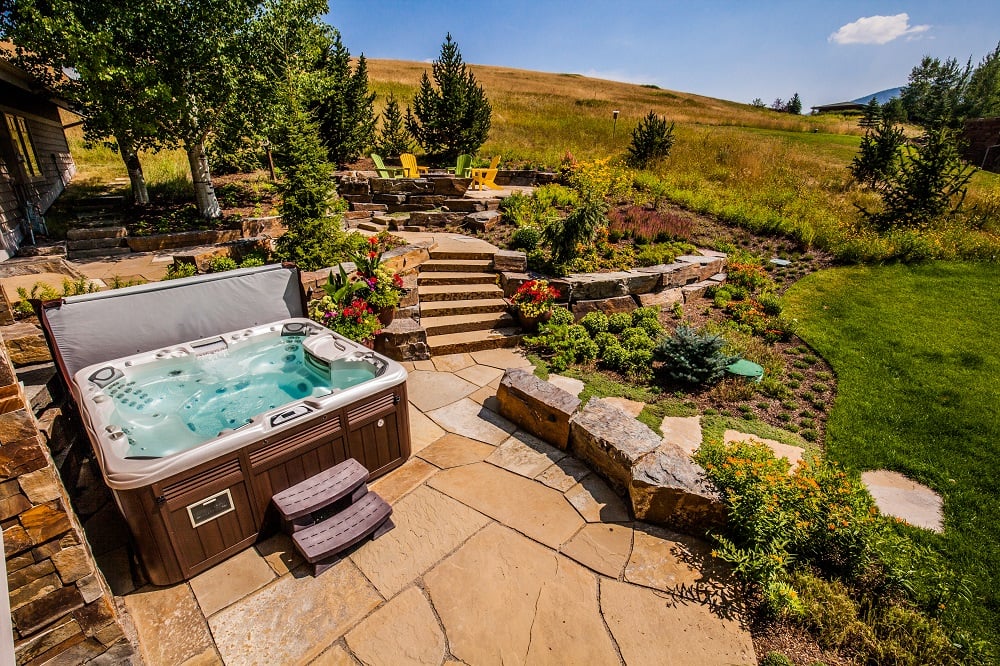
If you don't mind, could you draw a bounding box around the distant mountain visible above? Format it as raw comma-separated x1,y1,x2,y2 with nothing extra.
851,87,904,105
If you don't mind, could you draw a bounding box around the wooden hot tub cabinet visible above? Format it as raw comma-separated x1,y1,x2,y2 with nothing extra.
114,383,410,585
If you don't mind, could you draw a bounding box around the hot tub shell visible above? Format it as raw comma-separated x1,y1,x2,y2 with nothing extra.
38,265,411,585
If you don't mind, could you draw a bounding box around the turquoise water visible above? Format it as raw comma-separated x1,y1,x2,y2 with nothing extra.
102,336,372,458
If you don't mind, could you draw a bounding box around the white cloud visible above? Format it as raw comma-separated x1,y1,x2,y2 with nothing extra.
829,13,930,45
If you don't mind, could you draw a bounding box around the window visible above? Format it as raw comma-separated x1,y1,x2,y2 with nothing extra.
4,113,42,178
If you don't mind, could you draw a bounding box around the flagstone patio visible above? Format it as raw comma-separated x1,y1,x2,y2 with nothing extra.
119,348,755,665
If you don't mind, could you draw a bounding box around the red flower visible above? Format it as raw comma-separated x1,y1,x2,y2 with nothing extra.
368,236,379,245
368,251,378,259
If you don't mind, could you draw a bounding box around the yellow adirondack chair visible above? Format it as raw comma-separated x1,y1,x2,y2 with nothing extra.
469,156,502,190
399,153,429,178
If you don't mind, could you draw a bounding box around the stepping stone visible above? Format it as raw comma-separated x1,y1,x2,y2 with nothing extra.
861,470,943,532
406,370,478,412
546,374,584,397
601,396,645,418
660,416,702,457
723,430,804,469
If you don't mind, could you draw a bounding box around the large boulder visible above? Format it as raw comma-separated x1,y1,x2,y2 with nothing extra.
629,442,726,535
568,398,660,493
493,250,527,273
572,296,636,320
496,368,580,450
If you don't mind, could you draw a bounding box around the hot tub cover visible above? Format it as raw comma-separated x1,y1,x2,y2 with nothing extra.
39,263,308,382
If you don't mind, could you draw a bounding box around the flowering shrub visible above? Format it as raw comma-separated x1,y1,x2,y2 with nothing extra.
351,235,405,310
308,295,381,342
608,205,693,243
566,158,633,202
511,279,560,318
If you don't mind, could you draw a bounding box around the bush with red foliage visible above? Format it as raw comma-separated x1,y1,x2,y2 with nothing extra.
608,205,693,243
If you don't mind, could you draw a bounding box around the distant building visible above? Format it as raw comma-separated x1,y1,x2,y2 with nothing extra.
0,43,76,260
962,117,1000,173
810,101,866,114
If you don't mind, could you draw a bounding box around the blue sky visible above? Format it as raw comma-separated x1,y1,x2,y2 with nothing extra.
324,1,1000,108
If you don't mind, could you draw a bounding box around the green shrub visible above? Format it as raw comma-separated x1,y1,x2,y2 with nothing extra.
653,325,738,386
542,197,608,265
760,653,794,666
620,326,656,351
606,312,632,333
499,191,534,226
634,242,691,267
580,311,609,336
522,323,597,372
239,256,265,268
549,305,575,326
533,183,578,209
626,110,676,168
510,225,541,251
758,292,783,316
593,331,617,352
164,261,198,280
207,256,239,273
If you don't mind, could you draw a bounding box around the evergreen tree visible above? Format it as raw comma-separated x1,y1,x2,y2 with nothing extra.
272,93,342,271
864,127,975,231
405,33,491,161
626,111,675,168
749,98,766,108
374,93,412,157
785,93,802,115
858,97,882,129
849,118,905,189
900,56,972,129
312,31,376,167
967,41,1000,118
881,97,907,124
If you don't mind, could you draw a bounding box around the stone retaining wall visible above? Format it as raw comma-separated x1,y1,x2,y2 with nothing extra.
1,334,133,664
125,216,285,253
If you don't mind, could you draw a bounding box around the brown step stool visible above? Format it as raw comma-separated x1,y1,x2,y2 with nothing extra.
292,491,394,575
271,458,370,533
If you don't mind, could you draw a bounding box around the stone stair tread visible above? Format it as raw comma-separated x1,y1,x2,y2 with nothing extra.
67,247,132,260
419,298,509,318
422,312,514,335
418,283,502,295
419,259,493,272
426,327,523,354
417,271,497,286
429,250,495,261
418,284,503,303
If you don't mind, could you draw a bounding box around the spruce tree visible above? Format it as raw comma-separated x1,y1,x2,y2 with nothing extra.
626,111,676,168
849,118,905,189
859,97,882,129
374,93,412,158
312,31,376,167
785,93,802,115
405,33,491,161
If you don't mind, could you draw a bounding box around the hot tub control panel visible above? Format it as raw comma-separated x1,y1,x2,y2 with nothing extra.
269,403,314,427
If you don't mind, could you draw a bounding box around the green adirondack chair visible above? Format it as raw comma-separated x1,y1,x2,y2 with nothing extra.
371,153,404,179
446,154,473,178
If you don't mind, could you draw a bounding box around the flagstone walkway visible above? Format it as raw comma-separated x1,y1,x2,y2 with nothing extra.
120,348,755,666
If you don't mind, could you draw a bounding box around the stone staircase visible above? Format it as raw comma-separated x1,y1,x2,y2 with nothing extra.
66,196,130,260
417,250,522,355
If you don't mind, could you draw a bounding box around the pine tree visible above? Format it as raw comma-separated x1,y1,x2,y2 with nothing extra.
849,118,905,189
750,98,766,108
858,97,883,129
312,31,376,167
626,111,675,168
785,93,802,115
374,93,412,157
405,33,491,161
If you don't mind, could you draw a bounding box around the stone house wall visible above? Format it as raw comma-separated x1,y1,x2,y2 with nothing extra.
1,334,132,664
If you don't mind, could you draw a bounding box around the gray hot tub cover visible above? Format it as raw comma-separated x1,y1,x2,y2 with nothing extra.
39,263,308,381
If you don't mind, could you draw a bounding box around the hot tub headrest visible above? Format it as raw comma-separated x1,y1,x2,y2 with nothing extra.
39,264,308,380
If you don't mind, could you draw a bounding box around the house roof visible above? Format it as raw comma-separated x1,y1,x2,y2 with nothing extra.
0,41,73,109
810,101,866,113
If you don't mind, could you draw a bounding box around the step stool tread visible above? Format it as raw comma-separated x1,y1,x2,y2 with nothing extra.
271,458,369,520
293,492,393,564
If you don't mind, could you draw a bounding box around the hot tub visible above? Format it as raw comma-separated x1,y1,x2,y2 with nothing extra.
38,266,411,585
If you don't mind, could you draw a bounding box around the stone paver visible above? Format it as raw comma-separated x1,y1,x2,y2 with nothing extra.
345,587,446,666
601,578,756,665
861,469,944,532
625,523,728,592
189,547,275,616
407,404,446,453
430,353,475,373
469,348,533,370
425,523,620,666
412,359,434,371
565,475,631,523
350,485,490,598
487,430,567,478
724,429,804,469
660,415,702,457
255,532,303,576
560,523,634,578
600,396,645,418
455,363,505,387
208,559,380,666
122,583,218,666
429,462,584,549
310,645,358,665
546,374,585,397
468,384,498,406
406,371,478,412
534,456,591,492
426,397,516,445
369,457,437,503
417,433,495,469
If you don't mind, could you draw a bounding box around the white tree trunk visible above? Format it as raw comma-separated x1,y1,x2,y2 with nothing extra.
115,131,149,205
186,139,221,219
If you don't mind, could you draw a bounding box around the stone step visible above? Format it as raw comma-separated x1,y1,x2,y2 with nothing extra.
73,216,125,229
418,259,493,273
66,236,126,251
356,221,387,232
429,249,495,261
422,311,515,336
67,246,132,260
66,225,127,241
426,328,523,355
417,271,497,286
418,283,503,303
419,298,508,318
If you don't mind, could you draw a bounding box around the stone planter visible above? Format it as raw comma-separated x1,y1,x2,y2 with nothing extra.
514,308,551,332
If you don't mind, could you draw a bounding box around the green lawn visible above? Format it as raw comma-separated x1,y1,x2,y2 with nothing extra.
783,262,1000,650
